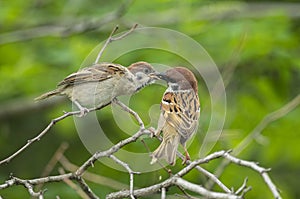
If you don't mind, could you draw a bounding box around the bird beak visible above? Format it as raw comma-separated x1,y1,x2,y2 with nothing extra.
149,72,167,80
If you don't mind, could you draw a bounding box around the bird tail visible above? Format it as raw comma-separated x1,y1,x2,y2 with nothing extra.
34,89,61,101
151,134,180,166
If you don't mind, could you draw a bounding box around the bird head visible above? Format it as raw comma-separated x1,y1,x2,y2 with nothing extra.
157,67,198,93
128,61,159,91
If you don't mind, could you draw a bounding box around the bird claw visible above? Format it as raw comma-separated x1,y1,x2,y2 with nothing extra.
77,107,89,117
182,151,190,165
148,127,156,138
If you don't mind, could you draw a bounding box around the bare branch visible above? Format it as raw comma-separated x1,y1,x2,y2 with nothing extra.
0,110,79,165
59,155,128,190
206,94,300,197
106,151,248,199
36,142,69,191
73,176,99,199
112,98,145,129
235,94,300,156
176,151,232,194
58,168,90,199
195,165,232,193
0,20,286,196
94,23,138,64
222,153,280,199
106,175,242,199
173,177,241,199
75,128,150,176
235,178,248,195
110,155,140,199
0,24,139,166
106,150,280,198
161,187,166,199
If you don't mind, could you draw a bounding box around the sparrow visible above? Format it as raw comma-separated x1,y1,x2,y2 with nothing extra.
35,61,157,116
151,67,200,165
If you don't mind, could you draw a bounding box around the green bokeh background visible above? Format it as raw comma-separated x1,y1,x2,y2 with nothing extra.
0,0,300,198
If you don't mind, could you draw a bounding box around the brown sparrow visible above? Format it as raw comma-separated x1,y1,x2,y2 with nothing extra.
151,67,200,165
35,62,157,116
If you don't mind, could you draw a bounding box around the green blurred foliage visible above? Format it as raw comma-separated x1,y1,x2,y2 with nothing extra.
0,0,300,198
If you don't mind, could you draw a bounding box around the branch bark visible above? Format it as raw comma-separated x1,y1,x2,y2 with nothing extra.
206,94,300,199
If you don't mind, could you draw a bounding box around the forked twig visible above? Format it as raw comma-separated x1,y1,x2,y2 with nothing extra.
110,155,140,199
206,94,300,198
94,24,138,64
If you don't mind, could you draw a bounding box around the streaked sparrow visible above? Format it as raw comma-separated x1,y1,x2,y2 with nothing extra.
35,62,157,116
151,67,200,165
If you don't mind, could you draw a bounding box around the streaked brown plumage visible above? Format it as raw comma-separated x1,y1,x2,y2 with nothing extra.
35,62,157,116
151,67,200,165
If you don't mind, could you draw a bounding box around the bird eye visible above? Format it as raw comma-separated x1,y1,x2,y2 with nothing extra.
143,68,150,74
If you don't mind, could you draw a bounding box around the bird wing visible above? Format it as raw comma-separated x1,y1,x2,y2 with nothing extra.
57,63,127,87
160,90,200,139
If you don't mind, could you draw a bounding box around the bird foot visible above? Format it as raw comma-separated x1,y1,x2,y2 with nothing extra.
182,152,190,165
148,127,156,138
77,107,90,117
73,100,89,117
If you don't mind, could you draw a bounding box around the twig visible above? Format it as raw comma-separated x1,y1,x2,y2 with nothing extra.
176,185,199,199
73,176,99,199
94,23,138,64
106,151,247,199
235,178,248,195
235,94,300,155
161,187,166,199
22,179,42,198
0,175,63,196
106,176,241,199
106,150,280,198
223,153,280,199
173,178,240,199
206,94,300,197
36,142,69,191
0,110,79,165
41,142,69,177
195,165,232,193
1,149,275,199
58,168,90,199
75,128,150,176
110,155,140,199
59,155,128,190
0,129,149,196
174,193,201,199
0,24,139,166
0,128,150,196
112,98,145,129
176,151,232,194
